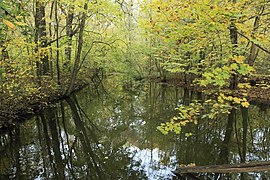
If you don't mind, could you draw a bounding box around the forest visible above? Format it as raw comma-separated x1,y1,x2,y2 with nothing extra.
1,0,270,178
1,0,270,128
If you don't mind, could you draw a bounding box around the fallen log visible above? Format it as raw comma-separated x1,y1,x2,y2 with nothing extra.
174,161,270,174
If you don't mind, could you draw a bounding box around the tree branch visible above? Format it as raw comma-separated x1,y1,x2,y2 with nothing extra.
237,31,270,54
1,7,17,20
79,39,127,71
45,26,79,46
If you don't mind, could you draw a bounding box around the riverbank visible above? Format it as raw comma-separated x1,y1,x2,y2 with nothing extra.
0,78,88,131
154,76,270,105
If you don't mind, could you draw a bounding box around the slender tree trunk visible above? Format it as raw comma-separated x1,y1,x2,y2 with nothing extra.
148,0,153,76
55,0,60,85
49,2,54,78
64,2,74,70
229,0,238,90
230,23,238,55
35,0,50,77
66,3,88,95
247,6,264,66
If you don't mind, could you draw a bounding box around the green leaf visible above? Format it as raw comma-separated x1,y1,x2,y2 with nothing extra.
238,64,253,75
238,64,248,75
219,71,230,79
230,63,238,70
215,79,225,87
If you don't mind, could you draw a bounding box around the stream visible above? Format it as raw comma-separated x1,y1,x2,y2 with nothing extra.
0,82,270,179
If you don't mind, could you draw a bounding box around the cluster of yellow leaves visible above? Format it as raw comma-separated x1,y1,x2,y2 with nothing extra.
157,102,202,135
219,93,250,108
203,98,232,119
158,92,250,136
238,83,251,89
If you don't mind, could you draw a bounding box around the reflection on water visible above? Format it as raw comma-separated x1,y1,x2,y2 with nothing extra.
0,82,270,179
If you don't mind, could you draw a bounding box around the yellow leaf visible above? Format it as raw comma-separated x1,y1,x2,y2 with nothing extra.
14,21,27,26
226,96,233,101
233,97,241,104
15,16,23,19
180,120,188,126
218,96,224,103
187,163,196,167
241,101,250,108
213,103,219,109
234,56,245,64
3,19,15,29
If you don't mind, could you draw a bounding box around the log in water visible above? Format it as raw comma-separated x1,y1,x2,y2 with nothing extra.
174,161,270,174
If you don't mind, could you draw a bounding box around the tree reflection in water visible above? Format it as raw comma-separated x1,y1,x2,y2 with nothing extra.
0,83,269,179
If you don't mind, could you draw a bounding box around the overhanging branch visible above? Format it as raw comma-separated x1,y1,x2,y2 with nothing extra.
78,39,127,70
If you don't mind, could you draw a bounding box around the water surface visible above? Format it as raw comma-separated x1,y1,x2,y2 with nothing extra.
0,82,270,179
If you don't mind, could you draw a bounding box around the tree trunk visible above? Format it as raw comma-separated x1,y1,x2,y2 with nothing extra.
64,3,74,70
247,6,264,66
35,0,50,77
229,3,238,90
66,3,88,95
55,0,60,85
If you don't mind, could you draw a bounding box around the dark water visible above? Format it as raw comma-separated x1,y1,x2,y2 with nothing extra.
0,82,270,179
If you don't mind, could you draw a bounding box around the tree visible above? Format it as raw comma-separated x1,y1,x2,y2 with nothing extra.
66,2,87,95
35,0,50,77
146,0,265,135
64,0,75,70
